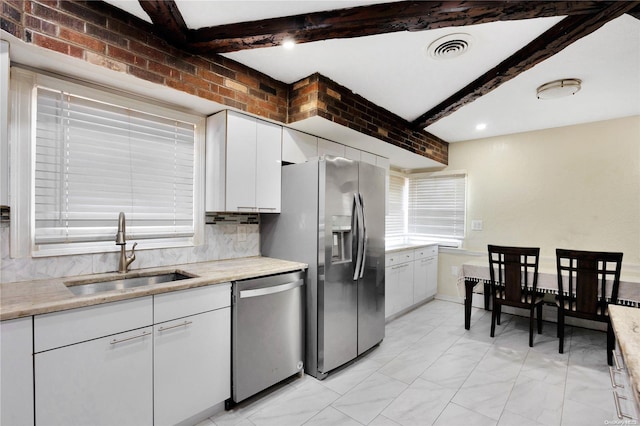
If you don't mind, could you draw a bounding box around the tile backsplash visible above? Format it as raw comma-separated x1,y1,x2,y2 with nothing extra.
0,221,260,283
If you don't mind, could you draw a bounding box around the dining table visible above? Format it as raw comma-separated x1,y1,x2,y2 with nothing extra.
459,259,640,330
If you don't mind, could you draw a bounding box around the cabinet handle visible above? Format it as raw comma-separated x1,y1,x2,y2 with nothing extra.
609,367,624,388
392,264,409,270
237,207,257,211
158,320,193,332
612,391,633,420
110,330,151,345
258,207,277,211
612,350,622,370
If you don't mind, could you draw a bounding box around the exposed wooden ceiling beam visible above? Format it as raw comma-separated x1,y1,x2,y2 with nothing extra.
139,0,189,46
411,1,639,129
629,3,640,20
183,1,620,54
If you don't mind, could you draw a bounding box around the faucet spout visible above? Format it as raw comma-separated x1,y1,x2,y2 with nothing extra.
115,212,136,273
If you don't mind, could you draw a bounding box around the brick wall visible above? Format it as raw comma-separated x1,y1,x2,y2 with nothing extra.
290,74,448,164
1,0,448,164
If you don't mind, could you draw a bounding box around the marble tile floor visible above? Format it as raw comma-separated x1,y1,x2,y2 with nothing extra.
200,300,624,426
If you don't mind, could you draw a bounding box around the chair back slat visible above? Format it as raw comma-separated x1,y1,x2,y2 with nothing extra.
576,258,598,314
504,253,524,302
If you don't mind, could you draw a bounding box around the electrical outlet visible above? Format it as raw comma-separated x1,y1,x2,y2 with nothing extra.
237,225,247,242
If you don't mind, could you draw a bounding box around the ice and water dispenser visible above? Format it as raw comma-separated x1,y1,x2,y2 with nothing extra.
331,215,352,264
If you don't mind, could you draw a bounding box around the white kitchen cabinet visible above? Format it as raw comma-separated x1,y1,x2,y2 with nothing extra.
282,128,317,164
344,146,361,161
318,138,345,158
206,110,282,212
413,246,438,303
153,285,231,426
360,151,377,166
1,317,33,426
385,251,414,318
34,297,153,426
385,245,438,318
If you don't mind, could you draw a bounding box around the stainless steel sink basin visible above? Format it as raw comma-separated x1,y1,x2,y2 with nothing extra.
65,271,194,296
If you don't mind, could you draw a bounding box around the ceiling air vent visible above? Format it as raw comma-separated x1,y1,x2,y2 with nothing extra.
427,33,473,60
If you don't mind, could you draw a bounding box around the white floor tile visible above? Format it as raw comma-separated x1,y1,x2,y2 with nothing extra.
434,403,497,426
381,378,456,425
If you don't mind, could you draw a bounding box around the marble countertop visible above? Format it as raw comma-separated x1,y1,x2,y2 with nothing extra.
609,305,640,402
386,242,438,254
0,256,307,321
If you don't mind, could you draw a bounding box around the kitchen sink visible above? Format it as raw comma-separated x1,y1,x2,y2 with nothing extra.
65,271,194,296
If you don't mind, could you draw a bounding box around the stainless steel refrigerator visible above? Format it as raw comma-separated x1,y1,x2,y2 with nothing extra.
261,156,385,379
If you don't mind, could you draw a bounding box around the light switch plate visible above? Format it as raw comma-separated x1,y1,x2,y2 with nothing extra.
471,220,483,231
237,225,247,242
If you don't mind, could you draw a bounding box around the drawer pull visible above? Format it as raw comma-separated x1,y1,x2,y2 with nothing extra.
612,350,622,370
158,320,193,332
612,391,633,420
392,264,410,270
609,367,624,388
110,330,151,345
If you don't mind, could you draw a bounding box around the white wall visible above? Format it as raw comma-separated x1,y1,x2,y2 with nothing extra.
438,115,640,298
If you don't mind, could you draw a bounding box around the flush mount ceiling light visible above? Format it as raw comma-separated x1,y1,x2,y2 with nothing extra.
282,39,296,50
536,79,582,100
426,33,473,60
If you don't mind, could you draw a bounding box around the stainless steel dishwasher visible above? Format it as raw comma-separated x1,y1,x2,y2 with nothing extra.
228,270,305,407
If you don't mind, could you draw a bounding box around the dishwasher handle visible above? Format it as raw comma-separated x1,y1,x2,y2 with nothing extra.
239,279,304,299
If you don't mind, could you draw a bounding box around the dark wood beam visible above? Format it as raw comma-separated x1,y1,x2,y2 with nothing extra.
411,1,639,129
629,4,640,20
185,1,619,54
139,0,189,46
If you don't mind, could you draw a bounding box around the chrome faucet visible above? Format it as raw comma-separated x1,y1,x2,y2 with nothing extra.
116,212,137,273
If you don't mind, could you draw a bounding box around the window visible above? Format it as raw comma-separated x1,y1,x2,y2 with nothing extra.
10,68,205,256
408,172,466,246
385,174,406,241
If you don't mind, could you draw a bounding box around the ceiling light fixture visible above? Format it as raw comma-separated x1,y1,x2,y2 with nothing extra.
475,123,487,131
426,33,473,60
536,79,582,100
282,40,295,50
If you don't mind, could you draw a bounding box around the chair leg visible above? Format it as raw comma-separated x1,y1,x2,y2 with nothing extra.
536,303,543,334
607,322,615,366
496,304,501,325
490,303,497,338
529,308,535,347
558,309,564,354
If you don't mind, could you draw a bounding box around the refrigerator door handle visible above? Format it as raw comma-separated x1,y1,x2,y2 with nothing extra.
358,193,367,279
353,193,364,281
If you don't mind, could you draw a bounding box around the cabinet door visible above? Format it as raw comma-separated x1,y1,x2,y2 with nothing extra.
1,317,33,426
256,120,282,212
226,111,257,211
154,308,230,426
385,262,414,318
413,257,430,303
360,151,377,166
282,128,317,164
35,327,153,426
318,138,345,158
344,146,361,161
425,255,438,298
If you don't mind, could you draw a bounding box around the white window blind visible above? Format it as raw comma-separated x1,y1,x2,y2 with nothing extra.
385,174,406,238
408,173,466,242
34,86,196,245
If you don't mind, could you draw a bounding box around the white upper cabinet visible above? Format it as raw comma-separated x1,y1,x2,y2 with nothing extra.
206,110,282,212
282,128,318,164
318,138,345,158
360,151,377,166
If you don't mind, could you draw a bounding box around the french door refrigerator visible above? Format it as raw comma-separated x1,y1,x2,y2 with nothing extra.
261,156,385,379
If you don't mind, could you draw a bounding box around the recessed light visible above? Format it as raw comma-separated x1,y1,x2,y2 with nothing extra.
476,123,487,131
282,40,295,50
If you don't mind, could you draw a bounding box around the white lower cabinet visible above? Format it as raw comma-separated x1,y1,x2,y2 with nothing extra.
385,245,438,319
385,261,414,318
153,285,231,426
31,284,231,426
1,317,34,426
35,327,154,426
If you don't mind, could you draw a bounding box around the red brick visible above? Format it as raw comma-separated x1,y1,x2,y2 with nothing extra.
59,27,105,53
128,40,165,62
148,60,179,79
128,66,164,85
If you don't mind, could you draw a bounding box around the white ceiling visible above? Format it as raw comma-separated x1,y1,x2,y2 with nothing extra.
104,0,640,145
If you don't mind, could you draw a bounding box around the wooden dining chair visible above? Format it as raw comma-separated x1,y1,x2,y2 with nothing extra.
556,249,623,366
488,245,543,347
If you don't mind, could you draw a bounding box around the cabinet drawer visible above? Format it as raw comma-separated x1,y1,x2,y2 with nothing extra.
35,296,152,353
414,245,438,260
154,283,230,323
386,250,414,266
